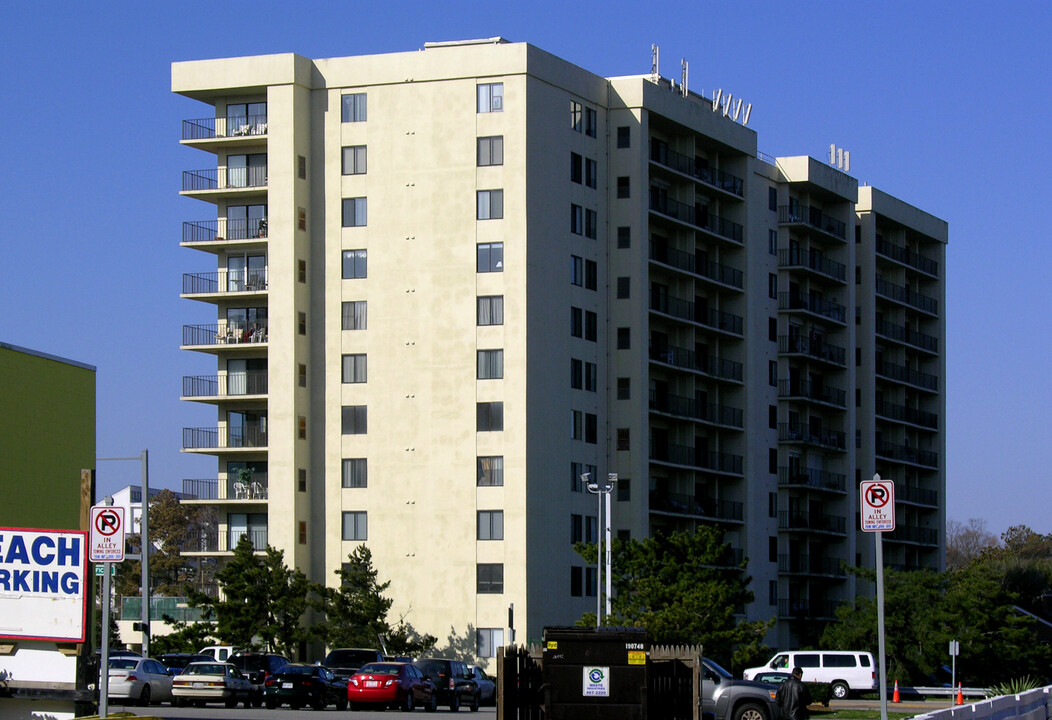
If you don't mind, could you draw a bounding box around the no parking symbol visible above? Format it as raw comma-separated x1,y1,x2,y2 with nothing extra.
89,505,126,562
860,477,895,532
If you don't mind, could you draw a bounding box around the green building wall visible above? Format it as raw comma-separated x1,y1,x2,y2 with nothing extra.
0,343,95,531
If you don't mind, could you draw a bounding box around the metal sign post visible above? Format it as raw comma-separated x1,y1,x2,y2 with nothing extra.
99,562,111,719
861,474,895,720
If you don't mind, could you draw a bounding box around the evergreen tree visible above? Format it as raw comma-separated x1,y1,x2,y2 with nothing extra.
309,545,394,649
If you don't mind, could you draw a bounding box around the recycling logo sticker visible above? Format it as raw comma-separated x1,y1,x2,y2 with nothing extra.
583,666,610,697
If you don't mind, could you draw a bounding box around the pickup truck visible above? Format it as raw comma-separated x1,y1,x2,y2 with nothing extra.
702,657,782,720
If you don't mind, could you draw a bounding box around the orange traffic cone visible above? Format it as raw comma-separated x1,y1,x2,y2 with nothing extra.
955,683,964,705
892,680,900,703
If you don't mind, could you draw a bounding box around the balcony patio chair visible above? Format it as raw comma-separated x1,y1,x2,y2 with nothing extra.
233,481,248,499
250,481,265,499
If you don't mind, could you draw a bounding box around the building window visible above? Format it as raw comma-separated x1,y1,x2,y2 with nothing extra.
298,207,307,231
585,260,597,290
342,197,367,227
585,413,598,444
477,190,504,219
477,563,504,593
298,259,306,283
585,158,597,188
617,177,630,198
342,511,367,540
617,377,630,399
769,536,778,562
570,100,583,132
477,243,503,272
571,410,582,440
298,155,307,179
585,107,597,137
571,307,583,338
342,458,367,488
571,358,583,389
477,402,503,431
769,317,777,342
617,327,630,349
769,580,778,606
617,226,631,248
570,204,583,235
585,209,597,239
584,362,597,392
769,273,777,299
585,311,597,341
477,628,504,658
477,136,504,166
477,83,503,113
298,416,306,440
298,468,306,492
617,126,630,148
570,566,582,596
585,567,597,596
769,405,777,429
341,93,367,122
769,229,778,255
768,186,777,211
617,478,630,501
616,427,630,451
342,301,367,330
227,153,267,188
477,349,504,379
477,511,504,541
571,255,584,286
769,492,778,518
477,296,504,326
769,448,778,474
477,456,504,486
299,521,307,545
571,514,583,543
298,311,307,335
342,250,367,279
341,405,367,435
617,277,630,299
342,145,367,175
571,152,583,184
769,360,778,387
298,363,306,388
342,354,367,383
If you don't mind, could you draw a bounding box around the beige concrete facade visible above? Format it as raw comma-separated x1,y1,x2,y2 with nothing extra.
174,39,947,658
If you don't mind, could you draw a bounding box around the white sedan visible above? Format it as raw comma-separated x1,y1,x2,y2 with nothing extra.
107,656,173,706
172,661,253,708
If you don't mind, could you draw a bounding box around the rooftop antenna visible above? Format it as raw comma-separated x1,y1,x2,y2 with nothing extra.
651,44,659,83
829,144,851,172
681,59,689,96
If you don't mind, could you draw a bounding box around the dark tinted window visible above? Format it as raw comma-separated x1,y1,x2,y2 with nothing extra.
824,654,857,668
859,655,871,667
325,649,382,666
796,654,820,667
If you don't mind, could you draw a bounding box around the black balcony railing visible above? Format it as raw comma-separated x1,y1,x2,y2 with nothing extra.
778,293,846,324
182,114,268,141
876,277,938,315
778,511,847,535
182,323,269,347
875,399,938,429
877,440,938,468
649,391,744,428
649,144,745,197
778,379,847,408
876,237,938,277
228,528,268,551
650,293,743,335
182,270,268,295
778,205,847,240
777,248,847,282
182,423,268,450
649,193,744,244
887,525,939,546
876,359,938,392
649,243,744,289
649,442,743,475
648,345,744,383
183,371,269,398
778,554,846,577
227,475,269,500
182,166,267,192
778,422,846,450
777,467,847,493
898,485,939,506
183,218,269,244
649,492,744,522
182,478,217,499
778,599,844,619
183,528,219,553
778,335,847,366
875,317,938,353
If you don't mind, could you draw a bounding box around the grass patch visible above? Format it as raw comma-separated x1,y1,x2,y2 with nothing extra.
811,710,916,720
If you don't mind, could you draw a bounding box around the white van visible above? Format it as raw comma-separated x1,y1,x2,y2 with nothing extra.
197,645,237,662
743,651,876,698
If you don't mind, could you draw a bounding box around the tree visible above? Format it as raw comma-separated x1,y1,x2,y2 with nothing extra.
149,614,217,655
945,518,999,570
309,545,394,649
576,526,772,671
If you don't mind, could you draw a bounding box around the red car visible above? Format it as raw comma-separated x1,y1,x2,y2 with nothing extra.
347,661,437,712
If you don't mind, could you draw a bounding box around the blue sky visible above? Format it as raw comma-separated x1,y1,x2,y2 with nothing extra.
1,1,1049,537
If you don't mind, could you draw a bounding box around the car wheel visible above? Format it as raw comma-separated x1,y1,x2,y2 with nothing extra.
449,693,460,711
832,681,850,699
469,692,479,712
266,699,278,709
403,690,415,712
426,693,439,712
225,695,238,709
138,685,151,707
733,701,767,720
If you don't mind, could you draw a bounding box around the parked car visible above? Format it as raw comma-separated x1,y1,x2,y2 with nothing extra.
751,671,793,686
468,665,496,706
158,653,211,676
197,644,238,662
263,663,348,710
171,661,253,708
702,657,781,720
347,661,437,712
414,657,481,711
743,650,877,699
228,651,289,706
106,656,173,706
322,647,386,681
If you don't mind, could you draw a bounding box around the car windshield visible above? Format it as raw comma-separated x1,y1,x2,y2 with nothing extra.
185,664,226,676
357,663,400,676
281,665,316,676
705,658,733,678
109,659,138,670
231,656,268,671
325,650,378,666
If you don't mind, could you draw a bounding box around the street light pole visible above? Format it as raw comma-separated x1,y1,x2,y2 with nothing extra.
585,473,616,626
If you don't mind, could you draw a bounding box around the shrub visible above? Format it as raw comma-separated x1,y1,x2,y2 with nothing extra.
806,682,833,706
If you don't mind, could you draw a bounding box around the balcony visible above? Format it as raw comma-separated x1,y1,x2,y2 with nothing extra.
182,371,268,400
778,554,846,578
779,422,846,451
778,467,847,493
877,237,938,278
876,359,938,392
778,335,847,367
886,525,939,546
876,276,938,315
182,423,268,451
182,114,268,142
875,399,938,430
649,144,744,197
648,345,743,383
182,323,268,350
182,475,269,501
650,293,744,336
649,391,743,429
183,218,269,245
778,293,846,325
649,193,744,244
649,491,744,523
183,527,219,553
778,248,846,283
778,510,847,536
649,243,743,289
778,598,843,620
875,317,938,354
778,205,847,241
182,270,268,297
181,166,268,197
778,379,847,409
228,528,268,552
898,485,939,507
650,442,744,476
877,440,938,469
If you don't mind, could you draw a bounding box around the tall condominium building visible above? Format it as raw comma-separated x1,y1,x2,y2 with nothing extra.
174,39,946,655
